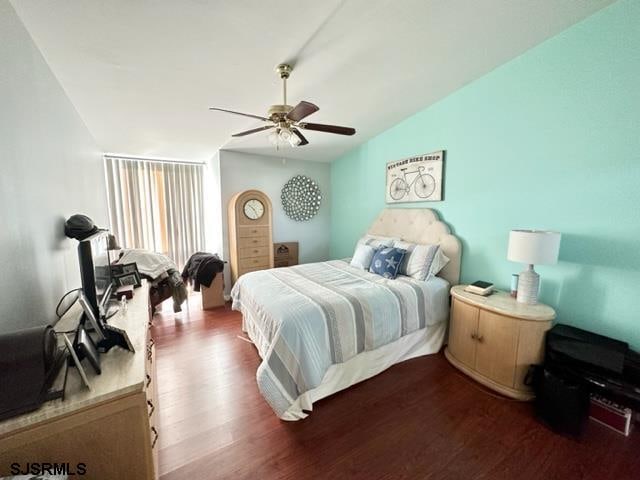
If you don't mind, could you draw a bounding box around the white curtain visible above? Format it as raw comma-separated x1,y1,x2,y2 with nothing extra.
104,156,205,269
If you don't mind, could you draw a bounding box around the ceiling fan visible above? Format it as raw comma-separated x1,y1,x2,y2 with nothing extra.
209,64,356,147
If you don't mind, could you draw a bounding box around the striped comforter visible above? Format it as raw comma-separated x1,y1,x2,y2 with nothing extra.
231,259,447,418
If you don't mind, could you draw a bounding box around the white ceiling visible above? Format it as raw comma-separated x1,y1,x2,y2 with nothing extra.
11,0,613,163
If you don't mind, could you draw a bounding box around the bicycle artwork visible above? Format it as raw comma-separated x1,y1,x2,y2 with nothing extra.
386,151,444,203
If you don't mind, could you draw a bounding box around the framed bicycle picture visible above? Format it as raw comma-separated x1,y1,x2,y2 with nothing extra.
386,150,444,203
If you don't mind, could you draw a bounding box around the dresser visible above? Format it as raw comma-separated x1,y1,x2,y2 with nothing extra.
228,189,274,284
445,285,555,400
0,282,158,479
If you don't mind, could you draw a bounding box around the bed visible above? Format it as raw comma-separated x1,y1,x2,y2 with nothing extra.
231,208,461,420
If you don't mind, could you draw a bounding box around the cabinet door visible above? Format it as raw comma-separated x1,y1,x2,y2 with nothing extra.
448,299,479,368
475,310,519,387
514,320,551,391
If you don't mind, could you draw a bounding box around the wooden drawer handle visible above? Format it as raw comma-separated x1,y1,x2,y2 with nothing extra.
252,239,258,243
477,335,484,343
253,249,259,253
151,426,159,449
470,333,477,340
146,373,152,389
147,399,155,418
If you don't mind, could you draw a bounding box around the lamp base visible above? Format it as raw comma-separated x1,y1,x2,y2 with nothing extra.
517,265,539,304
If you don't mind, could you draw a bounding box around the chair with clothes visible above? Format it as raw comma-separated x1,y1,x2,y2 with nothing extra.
182,252,226,310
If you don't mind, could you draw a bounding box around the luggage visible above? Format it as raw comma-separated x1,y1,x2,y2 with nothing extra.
529,324,640,436
545,324,640,412
528,365,590,436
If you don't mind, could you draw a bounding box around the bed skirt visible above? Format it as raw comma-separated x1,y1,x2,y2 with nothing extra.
242,309,446,420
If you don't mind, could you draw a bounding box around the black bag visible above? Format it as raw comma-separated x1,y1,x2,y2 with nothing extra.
527,365,590,437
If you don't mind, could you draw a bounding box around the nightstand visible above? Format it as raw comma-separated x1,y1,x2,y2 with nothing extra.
444,285,555,400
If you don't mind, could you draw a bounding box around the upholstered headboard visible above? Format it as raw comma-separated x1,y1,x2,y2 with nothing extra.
367,208,462,285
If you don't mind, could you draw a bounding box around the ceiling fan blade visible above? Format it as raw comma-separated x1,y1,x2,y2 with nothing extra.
209,107,269,121
286,101,319,122
231,125,275,137
299,122,356,136
291,128,309,146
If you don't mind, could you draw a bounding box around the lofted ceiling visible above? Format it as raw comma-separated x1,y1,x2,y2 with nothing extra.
11,0,614,162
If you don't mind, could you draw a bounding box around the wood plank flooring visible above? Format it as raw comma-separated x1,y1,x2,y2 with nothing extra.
152,296,640,480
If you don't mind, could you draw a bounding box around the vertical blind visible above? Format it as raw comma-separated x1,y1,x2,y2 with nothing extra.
104,156,205,269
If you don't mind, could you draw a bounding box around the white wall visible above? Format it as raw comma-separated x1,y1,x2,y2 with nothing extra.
0,0,107,331
203,151,223,257
218,150,331,291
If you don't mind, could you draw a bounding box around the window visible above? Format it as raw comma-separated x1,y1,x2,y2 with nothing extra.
104,156,205,268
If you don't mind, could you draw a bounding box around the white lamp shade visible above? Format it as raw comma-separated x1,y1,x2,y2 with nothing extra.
507,230,561,265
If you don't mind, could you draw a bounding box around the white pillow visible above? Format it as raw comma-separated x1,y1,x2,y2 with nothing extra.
357,234,398,249
402,244,440,280
393,240,451,280
393,240,416,275
350,244,377,270
428,248,450,279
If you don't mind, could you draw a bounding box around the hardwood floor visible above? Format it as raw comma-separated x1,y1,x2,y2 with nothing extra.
152,296,639,480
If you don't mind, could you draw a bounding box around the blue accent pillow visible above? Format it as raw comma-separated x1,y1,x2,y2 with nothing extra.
369,247,407,279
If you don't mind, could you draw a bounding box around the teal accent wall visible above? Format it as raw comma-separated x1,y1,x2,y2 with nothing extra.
330,0,640,349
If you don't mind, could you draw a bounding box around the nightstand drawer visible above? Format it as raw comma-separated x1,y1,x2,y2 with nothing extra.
238,236,269,249
239,256,270,269
238,226,269,238
238,266,265,277
240,246,269,258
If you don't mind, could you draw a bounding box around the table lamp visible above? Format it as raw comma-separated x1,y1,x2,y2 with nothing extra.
507,230,561,304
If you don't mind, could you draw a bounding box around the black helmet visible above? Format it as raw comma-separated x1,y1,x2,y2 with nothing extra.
64,214,99,240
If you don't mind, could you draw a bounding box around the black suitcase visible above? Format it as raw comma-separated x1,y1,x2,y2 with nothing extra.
528,365,590,436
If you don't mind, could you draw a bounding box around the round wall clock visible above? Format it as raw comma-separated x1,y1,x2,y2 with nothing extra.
243,198,265,220
281,175,322,221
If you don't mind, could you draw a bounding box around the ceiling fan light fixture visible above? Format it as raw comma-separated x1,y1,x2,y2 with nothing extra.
289,131,301,147
268,127,300,148
267,129,281,146
279,128,292,142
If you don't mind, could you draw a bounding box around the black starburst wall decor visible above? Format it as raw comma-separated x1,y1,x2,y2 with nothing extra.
281,175,322,221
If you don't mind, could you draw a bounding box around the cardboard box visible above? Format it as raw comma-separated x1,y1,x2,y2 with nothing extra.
201,273,225,310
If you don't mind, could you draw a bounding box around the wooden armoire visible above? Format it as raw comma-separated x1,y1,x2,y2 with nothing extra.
227,190,274,284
